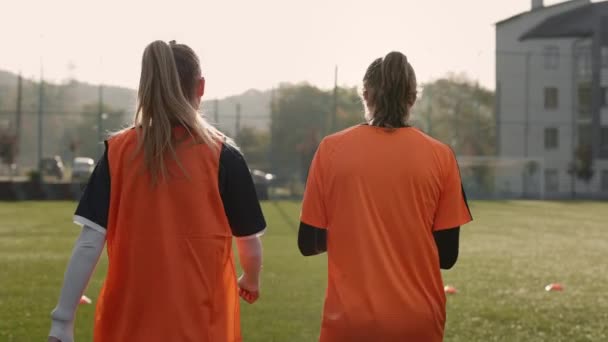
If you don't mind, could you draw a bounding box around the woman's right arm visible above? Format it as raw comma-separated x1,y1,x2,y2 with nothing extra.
432,149,472,270
433,227,460,269
218,143,267,304
235,236,263,303
49,226,106,342
50,145,111,341
299,141,329,256
298,222,327,256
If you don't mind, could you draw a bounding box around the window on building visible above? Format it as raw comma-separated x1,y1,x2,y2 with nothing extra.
601,127,608,149
544,46,560,70
602,88,608,107
602,47,608,68
578,83,592,119
602,170,608,192
545,87,559,110
578,124,592,146
544,128,559,149
577,46,592,78
545,169,559,193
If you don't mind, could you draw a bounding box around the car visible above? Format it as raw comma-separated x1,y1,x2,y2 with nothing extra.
39,156,65,180
72,157,95,183
250,169,275,200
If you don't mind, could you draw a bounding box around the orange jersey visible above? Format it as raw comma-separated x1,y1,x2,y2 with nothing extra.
301,125,472,342
74,128,265,341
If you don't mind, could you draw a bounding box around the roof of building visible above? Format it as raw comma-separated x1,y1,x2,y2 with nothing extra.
495,0,590,26
520,1,608,40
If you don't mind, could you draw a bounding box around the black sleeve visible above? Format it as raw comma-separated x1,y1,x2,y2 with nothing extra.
298,222,327,256
433,227,460,270
74,142,111,231
219,143,267,237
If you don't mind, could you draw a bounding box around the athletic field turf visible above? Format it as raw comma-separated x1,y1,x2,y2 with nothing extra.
1,201,607,341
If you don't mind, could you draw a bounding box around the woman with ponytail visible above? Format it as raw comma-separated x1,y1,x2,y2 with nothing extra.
298,51,472,341
48,41,265,342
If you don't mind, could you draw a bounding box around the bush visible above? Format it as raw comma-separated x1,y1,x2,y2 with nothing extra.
27,170,41,184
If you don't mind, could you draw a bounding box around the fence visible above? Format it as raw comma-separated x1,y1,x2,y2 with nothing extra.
2,48,608,200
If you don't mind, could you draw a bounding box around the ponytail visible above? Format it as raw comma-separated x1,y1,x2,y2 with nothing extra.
363,51,417,128
134,40,228,183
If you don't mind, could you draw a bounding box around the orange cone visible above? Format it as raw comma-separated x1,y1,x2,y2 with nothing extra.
79,295,92,304
545,283,564,292
444,285,458,295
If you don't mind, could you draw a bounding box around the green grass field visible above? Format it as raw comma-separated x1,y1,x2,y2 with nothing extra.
1,201,607,341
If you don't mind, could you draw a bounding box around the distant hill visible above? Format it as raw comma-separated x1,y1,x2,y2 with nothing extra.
0,70,137,114
0,70,271,132
0,70,18,87
0,69,272,168
202,89,271,135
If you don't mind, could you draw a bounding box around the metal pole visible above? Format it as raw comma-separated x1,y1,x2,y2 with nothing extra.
453,102,460,154
570,39,589,198
235,103,241,139
98,84,104,157
475,82,481,141
571,43,578,199
523,52,531,197
37,36,45,174
495,77,501,157
524,52,531,158
425,85,432,135
269,88,275,173
15,74,22,164
331,65,338,133
214,99,219,124
37,73,44,170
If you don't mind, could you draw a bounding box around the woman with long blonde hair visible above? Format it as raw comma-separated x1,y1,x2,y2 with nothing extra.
48,40,265,342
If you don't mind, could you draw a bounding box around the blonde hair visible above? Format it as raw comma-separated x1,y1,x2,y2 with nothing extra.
133,40,228,183
363,51,417,128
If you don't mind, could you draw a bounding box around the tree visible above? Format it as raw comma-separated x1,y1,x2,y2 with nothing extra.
270,84,365,181
414,75,496,195
62,103,128,160
296,127,321,183
236,126,270,170
0,71,136,168
270,84,330,179
334,86,366,130
0,129,18,176
414,74,496,156
268,75,496,189
568,144,594,193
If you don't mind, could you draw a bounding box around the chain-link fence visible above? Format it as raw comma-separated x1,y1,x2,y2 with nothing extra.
2,48,608,200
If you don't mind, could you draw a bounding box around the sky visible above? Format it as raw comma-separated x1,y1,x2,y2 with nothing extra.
0,0,570,99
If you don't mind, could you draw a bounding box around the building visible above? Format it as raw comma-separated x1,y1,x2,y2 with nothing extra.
496,0,608,198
